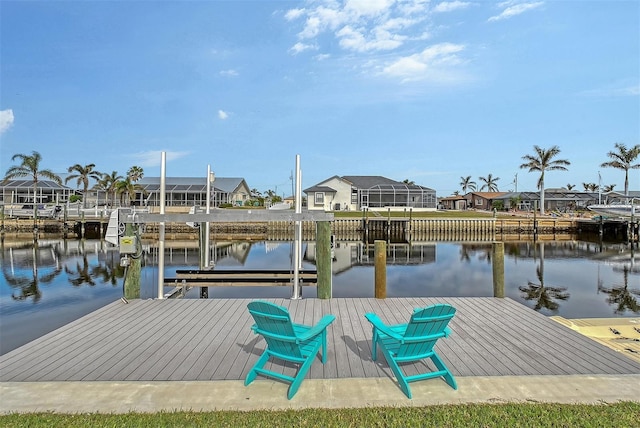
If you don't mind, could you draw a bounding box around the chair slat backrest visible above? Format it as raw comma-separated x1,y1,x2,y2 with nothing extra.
247,301,302,358
397,304,456,358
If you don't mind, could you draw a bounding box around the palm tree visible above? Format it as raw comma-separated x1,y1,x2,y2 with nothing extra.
582,182,598,192
3,151,62,221
520,145,570,215
478,174,500,192
459,176,476,193
402,179,415,185
116,177,145,206
603,184,616,193
65,163,102,208
94,171,123,207
600,143,640,198
127,165,144,183
565,184,575,190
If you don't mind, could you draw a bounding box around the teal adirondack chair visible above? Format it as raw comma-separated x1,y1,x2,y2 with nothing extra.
364,304,457,399
245,300,336,399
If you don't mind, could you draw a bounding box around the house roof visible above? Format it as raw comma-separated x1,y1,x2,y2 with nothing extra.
303,185,337,194
137,177,247,193
493,191,600,201
341,175,400,188
1,179,71,191
466,192,508,199
307,175,435,192
440,195,466,201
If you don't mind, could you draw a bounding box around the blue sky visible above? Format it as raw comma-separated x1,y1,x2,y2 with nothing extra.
1,0,638,196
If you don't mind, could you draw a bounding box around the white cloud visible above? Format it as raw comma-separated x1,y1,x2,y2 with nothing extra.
0,109,14,134
129,150,190,167
336,25,406,52
284,1,470,84
290,42,318,54
218,110,229,120
220,69,238,77
344,0,395,18
382,42,466,81
285,8,305,20
488,2,543,22
433,1,471,13
288,0,426,53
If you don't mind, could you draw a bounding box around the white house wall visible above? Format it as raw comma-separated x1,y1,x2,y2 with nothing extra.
310,177,355,211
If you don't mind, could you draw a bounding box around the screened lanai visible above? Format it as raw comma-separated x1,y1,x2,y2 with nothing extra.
359,183,437,209
135,177,250,207
0,180,74,205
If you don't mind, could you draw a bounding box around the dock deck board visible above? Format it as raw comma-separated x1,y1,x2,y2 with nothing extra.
1,297,639,382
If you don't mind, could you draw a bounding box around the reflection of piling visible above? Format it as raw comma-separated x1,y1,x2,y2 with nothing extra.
316,221,332,299
374,240,387,299
492,242,505,298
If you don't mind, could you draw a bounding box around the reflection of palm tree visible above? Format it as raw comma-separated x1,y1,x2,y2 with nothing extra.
90,252,125,286
598,264,640,314
65,254,96,287
519,243,570,312
2,243,62,302
459,246,471,262
460,244,492,263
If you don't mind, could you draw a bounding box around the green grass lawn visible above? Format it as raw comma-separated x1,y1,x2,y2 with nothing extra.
2,403,638,427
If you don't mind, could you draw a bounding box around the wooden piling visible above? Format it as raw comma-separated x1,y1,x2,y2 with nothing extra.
316,221,332,299
374,240,386,299
492,242,505,298
123,223,141,300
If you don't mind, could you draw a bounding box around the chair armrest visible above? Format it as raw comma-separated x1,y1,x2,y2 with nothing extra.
297,314,336,341
443,326,452,337
364,313,404,341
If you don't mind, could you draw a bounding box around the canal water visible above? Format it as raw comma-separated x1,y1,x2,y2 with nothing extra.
1,238,638,355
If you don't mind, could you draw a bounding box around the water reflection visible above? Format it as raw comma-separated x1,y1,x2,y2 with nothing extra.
0,239,126,355
597,248,640,315
1,240,124,300
518,243,570,313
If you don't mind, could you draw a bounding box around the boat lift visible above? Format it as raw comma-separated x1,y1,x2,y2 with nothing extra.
109,153,333,300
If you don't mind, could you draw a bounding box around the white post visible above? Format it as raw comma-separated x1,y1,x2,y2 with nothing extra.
157,152,166,299
598,171,602,204
204,165,211,267
292,154,303,299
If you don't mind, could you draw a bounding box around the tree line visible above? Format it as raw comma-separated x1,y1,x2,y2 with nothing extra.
3,143,640,215
456,143,639,215
2,152,145,208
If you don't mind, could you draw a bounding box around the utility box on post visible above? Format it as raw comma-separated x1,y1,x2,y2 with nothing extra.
119,235,137,254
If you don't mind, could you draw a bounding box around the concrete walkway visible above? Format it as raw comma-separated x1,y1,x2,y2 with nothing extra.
2,374,639,414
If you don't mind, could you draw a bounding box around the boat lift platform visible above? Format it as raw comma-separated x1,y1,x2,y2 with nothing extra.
164,269,318,287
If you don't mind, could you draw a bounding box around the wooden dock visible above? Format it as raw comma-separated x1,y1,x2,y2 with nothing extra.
1,298,639,383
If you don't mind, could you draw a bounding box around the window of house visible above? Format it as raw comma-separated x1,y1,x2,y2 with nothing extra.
476,198,482,205
315,192,324,204
351,190,358,204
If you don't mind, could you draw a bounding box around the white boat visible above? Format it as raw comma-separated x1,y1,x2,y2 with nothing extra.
587,203,639,218
268,202,291,210
4,204,62,219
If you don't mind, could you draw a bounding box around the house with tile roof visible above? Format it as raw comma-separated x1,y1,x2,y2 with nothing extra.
304,175,437,211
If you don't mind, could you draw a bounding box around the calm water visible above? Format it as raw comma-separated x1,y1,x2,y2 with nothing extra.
1,238,638,355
